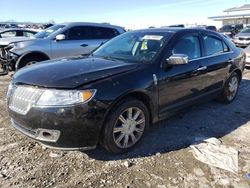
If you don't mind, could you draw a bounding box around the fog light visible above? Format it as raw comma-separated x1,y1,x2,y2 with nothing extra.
36,129,60,142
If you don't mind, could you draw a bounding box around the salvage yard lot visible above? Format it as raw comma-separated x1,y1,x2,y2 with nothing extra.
0,71,250,188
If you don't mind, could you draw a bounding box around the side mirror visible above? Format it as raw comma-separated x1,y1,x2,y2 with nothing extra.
167,54,188,65
162,54,188,69
55,34,66,41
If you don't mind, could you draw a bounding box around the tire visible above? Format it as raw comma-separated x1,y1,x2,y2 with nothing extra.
101,98,149,154
220,72,240,103
17,55,47,69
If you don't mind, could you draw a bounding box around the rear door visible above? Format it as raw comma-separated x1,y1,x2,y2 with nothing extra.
198,33,232,92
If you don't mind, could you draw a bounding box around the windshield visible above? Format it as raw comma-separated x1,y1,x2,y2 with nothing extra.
34,24,65,39
93,32,168,62
240,28,250,34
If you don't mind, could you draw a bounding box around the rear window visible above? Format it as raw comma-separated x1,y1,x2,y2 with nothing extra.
23,31,35,37
203,35,225,56
67,26,92,40
91,27,119,39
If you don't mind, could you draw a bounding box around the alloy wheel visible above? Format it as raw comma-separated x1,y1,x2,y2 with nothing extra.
226,76,239,101
113,107,145,148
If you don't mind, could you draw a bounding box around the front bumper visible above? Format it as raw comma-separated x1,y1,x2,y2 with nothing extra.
8,102,105,150
0,47,19,72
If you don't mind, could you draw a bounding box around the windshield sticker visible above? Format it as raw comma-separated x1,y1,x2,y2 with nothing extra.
142,35,163,40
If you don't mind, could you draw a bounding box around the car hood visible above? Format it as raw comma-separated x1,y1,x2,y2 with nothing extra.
0,37,34,46
13,57,138,89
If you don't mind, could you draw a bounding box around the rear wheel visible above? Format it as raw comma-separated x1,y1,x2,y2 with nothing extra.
101,99,149,154
220,72,240,103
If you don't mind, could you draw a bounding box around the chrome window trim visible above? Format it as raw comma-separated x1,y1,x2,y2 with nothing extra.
189,51,234,62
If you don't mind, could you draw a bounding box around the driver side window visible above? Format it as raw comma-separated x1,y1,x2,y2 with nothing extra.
66,26,92,40
172,36,201,60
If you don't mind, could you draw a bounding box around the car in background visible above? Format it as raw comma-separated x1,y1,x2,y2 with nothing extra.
167,24,185,28
3,24,19,29
233,28,250,47
206,25,217,31
244,45,250,66
0,28,37,38
6,28,245,153
191,25,217,32
219,24,238,38
0,29,38,74
235,24,244,32
1,22,125,73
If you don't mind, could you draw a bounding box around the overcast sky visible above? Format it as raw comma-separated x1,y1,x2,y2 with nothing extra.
1,0,249,29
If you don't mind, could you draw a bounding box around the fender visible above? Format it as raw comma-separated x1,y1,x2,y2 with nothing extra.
15,51,50,70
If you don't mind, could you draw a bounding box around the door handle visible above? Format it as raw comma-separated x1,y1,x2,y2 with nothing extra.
81,44,88,47
196,66,207,71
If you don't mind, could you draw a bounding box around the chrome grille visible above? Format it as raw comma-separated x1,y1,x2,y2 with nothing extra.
9,86,44,115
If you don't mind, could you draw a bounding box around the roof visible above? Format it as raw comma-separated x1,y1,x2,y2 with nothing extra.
134,27,216,34
209,13,250,21
224,4,250,12
63,22,124,29
135,27,183,33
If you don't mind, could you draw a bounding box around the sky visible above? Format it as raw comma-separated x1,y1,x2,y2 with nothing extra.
0,0,249,29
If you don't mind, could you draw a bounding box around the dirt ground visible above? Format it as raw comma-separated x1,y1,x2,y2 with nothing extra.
0,70,250,188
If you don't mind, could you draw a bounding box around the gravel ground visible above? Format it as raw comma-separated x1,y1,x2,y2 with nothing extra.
0,70,250,188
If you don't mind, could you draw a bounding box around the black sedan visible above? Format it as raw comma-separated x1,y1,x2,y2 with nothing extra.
6,28,245,153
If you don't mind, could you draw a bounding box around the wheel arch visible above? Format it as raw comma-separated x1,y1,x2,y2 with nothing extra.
16,51,50,69
99,90,156,142
233,69,242,82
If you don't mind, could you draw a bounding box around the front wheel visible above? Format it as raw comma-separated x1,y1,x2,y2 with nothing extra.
17,55,47,69
101,99,149,154
220,72,240,103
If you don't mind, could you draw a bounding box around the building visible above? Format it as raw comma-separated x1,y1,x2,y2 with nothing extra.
209,4,250,26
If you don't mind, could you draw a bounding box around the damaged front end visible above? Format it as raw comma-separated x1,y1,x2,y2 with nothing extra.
0,44,19,75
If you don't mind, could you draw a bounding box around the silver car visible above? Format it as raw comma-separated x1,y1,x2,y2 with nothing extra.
2,22,125,72
233,28,250,47
243,45,250,66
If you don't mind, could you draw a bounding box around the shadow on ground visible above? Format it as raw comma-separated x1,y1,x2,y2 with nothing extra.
85,79,250,161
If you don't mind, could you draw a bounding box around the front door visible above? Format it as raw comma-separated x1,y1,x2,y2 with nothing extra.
51,26,104,59
158,34,207,115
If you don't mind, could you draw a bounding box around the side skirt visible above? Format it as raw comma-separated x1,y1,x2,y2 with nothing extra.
158,88,221,121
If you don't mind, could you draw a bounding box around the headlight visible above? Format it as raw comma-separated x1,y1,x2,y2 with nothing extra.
36,89,96,106
6,81,14,100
